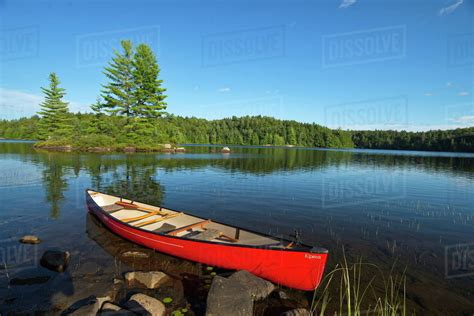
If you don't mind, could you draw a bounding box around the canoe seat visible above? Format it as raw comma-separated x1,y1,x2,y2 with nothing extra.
191,229,222,241
102,204,124,213
155,223,176,233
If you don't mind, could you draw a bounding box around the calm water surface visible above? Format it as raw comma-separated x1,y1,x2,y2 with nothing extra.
0,141,473,314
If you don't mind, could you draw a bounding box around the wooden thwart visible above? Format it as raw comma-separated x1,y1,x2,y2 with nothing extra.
166,220,238,243
167,220,211,236
116,201,163,214
134,212,183,228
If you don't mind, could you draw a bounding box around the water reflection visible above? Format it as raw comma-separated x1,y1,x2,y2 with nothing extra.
0,141,473,314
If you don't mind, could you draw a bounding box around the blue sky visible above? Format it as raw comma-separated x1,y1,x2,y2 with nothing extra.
0,0,473,131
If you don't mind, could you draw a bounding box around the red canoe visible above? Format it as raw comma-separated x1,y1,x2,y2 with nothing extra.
86,189,328,290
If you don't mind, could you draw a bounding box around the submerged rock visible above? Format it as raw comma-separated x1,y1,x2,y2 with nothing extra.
64,295,111,315
9,276,50,286
40,250,71,272
19,235,41,244
125,271,170,289
280,308,311,316
98,302,135,316
124,293,166,316
206,270,275,316
278,291,289,300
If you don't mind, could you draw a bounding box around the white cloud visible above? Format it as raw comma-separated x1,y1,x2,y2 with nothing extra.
217,87,231,93
449,115,474,123
0,87,88,119
446,82,453,87
424,92,433,97
458,91,470,96
439,0,463,16
0,87,42,119
339,0,356,9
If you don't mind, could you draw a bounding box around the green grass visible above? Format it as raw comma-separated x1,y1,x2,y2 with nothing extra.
311,249,407,316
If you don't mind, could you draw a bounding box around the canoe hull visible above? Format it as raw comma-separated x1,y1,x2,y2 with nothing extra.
87,194,328,290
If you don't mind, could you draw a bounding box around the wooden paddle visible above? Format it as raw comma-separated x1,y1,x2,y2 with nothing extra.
122,211,161,223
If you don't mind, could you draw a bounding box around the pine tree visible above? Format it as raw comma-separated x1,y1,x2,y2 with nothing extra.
37,72,72,139
132,43,167,118
101,40,135,118
287,127,297,145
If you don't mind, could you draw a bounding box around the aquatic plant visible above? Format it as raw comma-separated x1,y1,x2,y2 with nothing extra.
310,249,406,316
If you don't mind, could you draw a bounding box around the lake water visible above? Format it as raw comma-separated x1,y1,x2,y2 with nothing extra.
0,140,473,314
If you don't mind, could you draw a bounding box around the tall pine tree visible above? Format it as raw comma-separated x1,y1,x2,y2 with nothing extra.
132,43,167,118
101,40,135,118
37,72,72,139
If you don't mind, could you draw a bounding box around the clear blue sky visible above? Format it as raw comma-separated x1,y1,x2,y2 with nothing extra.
0,0,473,131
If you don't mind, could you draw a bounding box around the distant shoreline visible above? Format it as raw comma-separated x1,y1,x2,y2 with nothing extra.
2,138,473,156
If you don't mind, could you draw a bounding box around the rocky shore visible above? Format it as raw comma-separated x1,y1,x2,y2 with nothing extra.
2,221,311,315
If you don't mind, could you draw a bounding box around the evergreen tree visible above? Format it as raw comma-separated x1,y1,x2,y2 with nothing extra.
37,72,72,139
287,127,297,145
101,40,135,118
132,43,167,118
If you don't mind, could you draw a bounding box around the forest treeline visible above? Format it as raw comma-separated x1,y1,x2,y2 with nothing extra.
1,114,473,152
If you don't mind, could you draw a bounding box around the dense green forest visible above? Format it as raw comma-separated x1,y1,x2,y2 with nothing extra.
0,114,354,148
0,39,472,152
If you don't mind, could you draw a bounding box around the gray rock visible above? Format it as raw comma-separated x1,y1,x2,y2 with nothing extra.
280,308,311,316
175,147,186,152
163,144,172,149
19,235,41,244
125,293,165,316
40,250,71,272
229,270,275,300
206,271,275,316
221,146,231,153
206,276,253,316
123,147,136,152
125,271,169,289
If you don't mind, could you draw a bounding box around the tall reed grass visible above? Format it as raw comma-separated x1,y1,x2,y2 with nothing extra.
311,250,407,316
